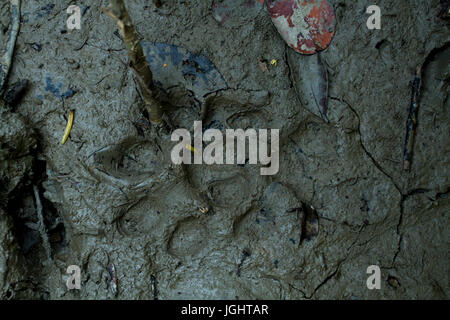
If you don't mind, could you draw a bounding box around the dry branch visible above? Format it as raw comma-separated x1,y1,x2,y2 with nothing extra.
103,0,163,123
0,0,21,95
33,185,52,262
403,66,422,171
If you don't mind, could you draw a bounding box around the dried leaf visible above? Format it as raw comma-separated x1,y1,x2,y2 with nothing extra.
288,49,329,122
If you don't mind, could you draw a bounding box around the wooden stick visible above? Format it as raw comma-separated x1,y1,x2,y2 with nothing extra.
403,65,422,171
0,0,21,95
33,185,52,262
102,0,163,123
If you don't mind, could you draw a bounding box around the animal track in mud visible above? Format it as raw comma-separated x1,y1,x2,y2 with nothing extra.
232,182,304,276
167,217,208,259
225,109,268,130
179,90,271,214
116,180,209,240
185,163,266,218
202,91,269,130
116,196,168,239
206,174,251,208
93,137,165,183
237,183,301,232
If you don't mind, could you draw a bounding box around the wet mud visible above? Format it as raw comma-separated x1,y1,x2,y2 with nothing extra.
0,0,448,299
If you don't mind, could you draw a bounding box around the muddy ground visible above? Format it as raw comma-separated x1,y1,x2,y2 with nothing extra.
0,0,448,299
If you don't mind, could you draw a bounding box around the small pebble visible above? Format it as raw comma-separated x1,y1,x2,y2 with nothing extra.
31,43,42,52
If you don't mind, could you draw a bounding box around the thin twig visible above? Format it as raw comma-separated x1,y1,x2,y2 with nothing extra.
0,0,21,95
33,185,52,262
102,0,163,123
108,261,118,297
403,65,422,171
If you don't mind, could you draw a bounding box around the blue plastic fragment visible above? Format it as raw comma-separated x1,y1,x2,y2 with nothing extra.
44,76,76,99
141,42,227,103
